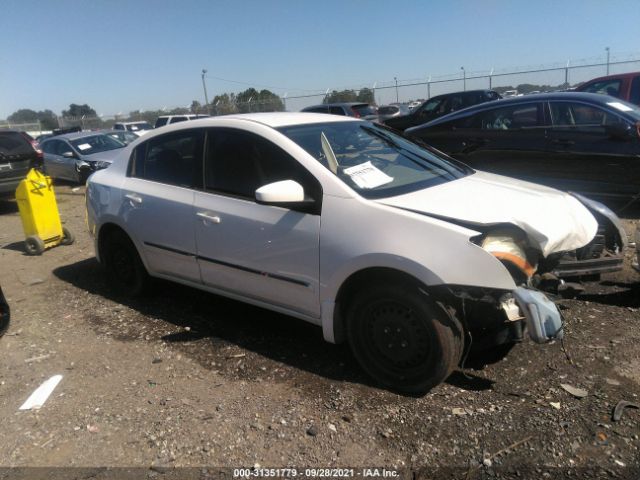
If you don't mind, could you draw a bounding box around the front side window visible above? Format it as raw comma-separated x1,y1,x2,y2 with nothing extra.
204,128,320,203
130,129,203,188
329,106,346,115
479,103,541,130
548,101,630,129
278,121,470,199
56,140,74,156
580,79,622,98
70,135,124,155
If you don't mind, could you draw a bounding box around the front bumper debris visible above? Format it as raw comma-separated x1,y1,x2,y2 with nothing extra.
513,287,563,343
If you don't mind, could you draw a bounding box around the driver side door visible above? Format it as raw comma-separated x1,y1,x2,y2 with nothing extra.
194,128,322,317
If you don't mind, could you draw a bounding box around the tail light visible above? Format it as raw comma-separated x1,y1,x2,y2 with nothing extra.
350,107,361,118
20,132,44,164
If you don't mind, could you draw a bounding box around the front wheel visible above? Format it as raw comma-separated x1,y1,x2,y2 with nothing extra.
24,236,45,255
346,283,462,394
102,230,149,296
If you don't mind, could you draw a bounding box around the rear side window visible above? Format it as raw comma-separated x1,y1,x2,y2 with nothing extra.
204,128,321,205
169,116,188,124
304,107,328,113
155,117,168,128
0,132,31,155
130,129,203,188
480,103,542,129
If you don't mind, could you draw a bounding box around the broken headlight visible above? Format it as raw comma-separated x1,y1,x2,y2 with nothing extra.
475,229,538,284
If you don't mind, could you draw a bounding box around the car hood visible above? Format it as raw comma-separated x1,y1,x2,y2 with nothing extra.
375,171,598,257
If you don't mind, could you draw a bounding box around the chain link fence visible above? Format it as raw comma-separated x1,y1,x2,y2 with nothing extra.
4,53,640,128
284,56,640,111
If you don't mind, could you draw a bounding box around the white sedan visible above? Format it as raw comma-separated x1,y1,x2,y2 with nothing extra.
86,112,602,393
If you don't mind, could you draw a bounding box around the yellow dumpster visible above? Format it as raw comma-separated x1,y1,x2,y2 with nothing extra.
15,168,74,255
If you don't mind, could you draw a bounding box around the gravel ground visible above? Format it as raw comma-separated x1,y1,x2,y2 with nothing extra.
0,184,639,479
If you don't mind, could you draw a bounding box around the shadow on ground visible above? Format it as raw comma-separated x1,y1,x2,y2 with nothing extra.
53,258,377,393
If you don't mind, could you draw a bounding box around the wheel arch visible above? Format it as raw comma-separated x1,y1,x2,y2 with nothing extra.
96,221,144,267
327,266,441,345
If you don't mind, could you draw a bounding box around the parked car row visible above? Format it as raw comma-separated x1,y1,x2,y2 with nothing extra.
0,130,43,197
405,92,640,203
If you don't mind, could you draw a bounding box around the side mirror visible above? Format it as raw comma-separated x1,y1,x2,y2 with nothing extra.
62,151,76,158
255,180,305,204
605,122,633,140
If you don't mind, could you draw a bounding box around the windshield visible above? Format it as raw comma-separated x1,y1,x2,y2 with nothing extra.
126,122,152,131
278,121,471,199
71,134,125,155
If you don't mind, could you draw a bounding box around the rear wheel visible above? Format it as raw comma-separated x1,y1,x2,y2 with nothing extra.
60,226,75,245
346,283,462,394
102,230,149,296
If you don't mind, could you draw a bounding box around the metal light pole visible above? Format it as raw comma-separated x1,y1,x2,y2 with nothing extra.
606,47,610,75
201,69,209,110
461,67,466,91
394,77,399,103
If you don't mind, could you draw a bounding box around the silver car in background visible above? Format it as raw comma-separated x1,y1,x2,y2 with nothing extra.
41,132,126,183
377,104,411,122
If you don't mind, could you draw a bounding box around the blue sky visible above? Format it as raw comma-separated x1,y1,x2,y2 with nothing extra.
2,0,640,118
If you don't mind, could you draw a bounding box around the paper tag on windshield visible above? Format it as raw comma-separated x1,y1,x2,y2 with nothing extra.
607,101,633,112
77,143,91,151
343,161,393,189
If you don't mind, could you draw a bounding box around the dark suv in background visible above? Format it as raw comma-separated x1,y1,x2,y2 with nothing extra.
384,89,501,131
0,130,43,197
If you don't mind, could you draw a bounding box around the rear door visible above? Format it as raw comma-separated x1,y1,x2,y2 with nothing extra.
545,100,640,198
194,127,321,317
120,128,204,281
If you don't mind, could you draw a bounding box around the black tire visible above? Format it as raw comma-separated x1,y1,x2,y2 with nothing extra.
102,230,149,296
346,283,462,394
0,287,10,337
60,226,75,245
24,236,45,255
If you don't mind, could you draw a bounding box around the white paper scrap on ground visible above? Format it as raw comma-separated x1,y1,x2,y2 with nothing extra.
343,161,393,189
19,375,63,410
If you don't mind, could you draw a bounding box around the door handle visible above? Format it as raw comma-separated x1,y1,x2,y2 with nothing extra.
197,211,221,224
551,139,575,146
125,193,143,205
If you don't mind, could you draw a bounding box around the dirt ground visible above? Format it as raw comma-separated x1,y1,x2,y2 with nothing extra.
0,184,639,479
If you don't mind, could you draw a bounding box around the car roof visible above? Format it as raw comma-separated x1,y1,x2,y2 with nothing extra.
418,91,634,127
184,112,359,128
116,121,150,125
302,102,371,109
46,131,108,141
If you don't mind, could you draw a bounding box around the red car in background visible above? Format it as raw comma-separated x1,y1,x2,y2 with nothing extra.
577,71,640,106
